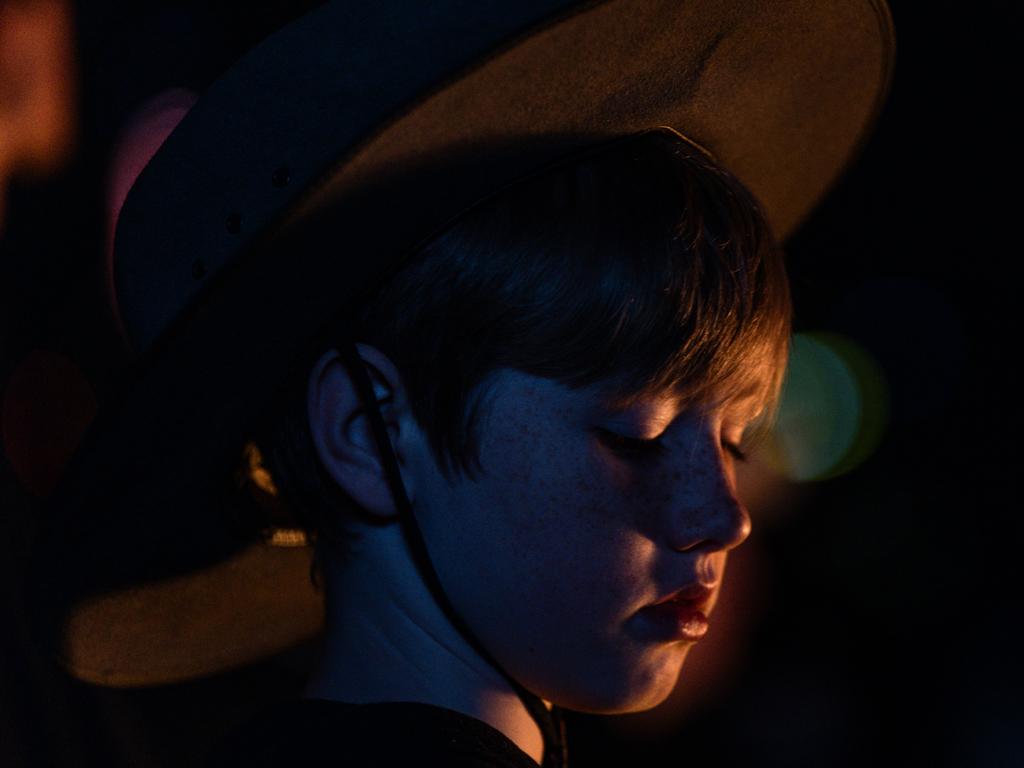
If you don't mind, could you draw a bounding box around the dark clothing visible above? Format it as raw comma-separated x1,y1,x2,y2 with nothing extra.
204,698,566,767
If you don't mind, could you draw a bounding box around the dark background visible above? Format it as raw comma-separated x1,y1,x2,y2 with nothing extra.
2,1,1020,765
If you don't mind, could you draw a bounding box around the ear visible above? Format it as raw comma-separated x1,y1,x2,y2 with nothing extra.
306,342,419,520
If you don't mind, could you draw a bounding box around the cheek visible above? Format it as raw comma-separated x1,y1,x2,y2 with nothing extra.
440,434,687,711
480,441,657,634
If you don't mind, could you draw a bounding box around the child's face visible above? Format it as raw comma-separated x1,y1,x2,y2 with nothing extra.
412,366,761,714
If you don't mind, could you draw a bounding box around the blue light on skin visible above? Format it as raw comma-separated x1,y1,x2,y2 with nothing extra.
302,343,768,764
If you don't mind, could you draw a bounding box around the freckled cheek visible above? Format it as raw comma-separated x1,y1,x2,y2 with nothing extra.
483,435,649,619
533,464,651,617
620,459,710,536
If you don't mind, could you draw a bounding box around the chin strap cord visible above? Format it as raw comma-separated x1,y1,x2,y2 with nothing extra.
339,341,567,768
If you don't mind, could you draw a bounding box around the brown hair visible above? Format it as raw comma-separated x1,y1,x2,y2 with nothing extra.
241,129,791,588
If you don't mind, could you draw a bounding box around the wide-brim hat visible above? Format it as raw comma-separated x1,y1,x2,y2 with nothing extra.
27,0,895,686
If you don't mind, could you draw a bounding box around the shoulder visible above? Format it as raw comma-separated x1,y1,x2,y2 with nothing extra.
204,698,538,768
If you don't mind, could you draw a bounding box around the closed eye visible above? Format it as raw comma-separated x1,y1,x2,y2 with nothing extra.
722,440,748,463
598,428,748,463
595,429,665,457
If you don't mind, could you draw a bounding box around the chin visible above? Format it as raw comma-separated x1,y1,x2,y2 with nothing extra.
548,645,691,715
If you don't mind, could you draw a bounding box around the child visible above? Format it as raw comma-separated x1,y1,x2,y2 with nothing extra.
214,127,789,766
26,2,893,766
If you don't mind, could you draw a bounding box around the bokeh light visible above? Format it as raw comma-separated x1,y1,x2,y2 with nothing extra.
0,0,77,231
766,331,889,482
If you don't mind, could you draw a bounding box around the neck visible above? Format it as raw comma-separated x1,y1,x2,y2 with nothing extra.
301,537,549,764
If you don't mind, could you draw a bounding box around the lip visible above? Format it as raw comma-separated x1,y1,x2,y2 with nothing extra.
636,582,717,643
650,583,715,613
640,600,710,643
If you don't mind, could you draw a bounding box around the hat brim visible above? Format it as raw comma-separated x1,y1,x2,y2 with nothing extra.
28,0,894,685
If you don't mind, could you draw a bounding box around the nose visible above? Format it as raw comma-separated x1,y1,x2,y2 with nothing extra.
668,443,752,554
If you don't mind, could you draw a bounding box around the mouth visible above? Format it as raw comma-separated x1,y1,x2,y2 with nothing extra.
640,583,716,643
651,583,715,613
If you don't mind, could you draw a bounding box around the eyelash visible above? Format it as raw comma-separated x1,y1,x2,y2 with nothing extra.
598,430,748,463
724,441,749,462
